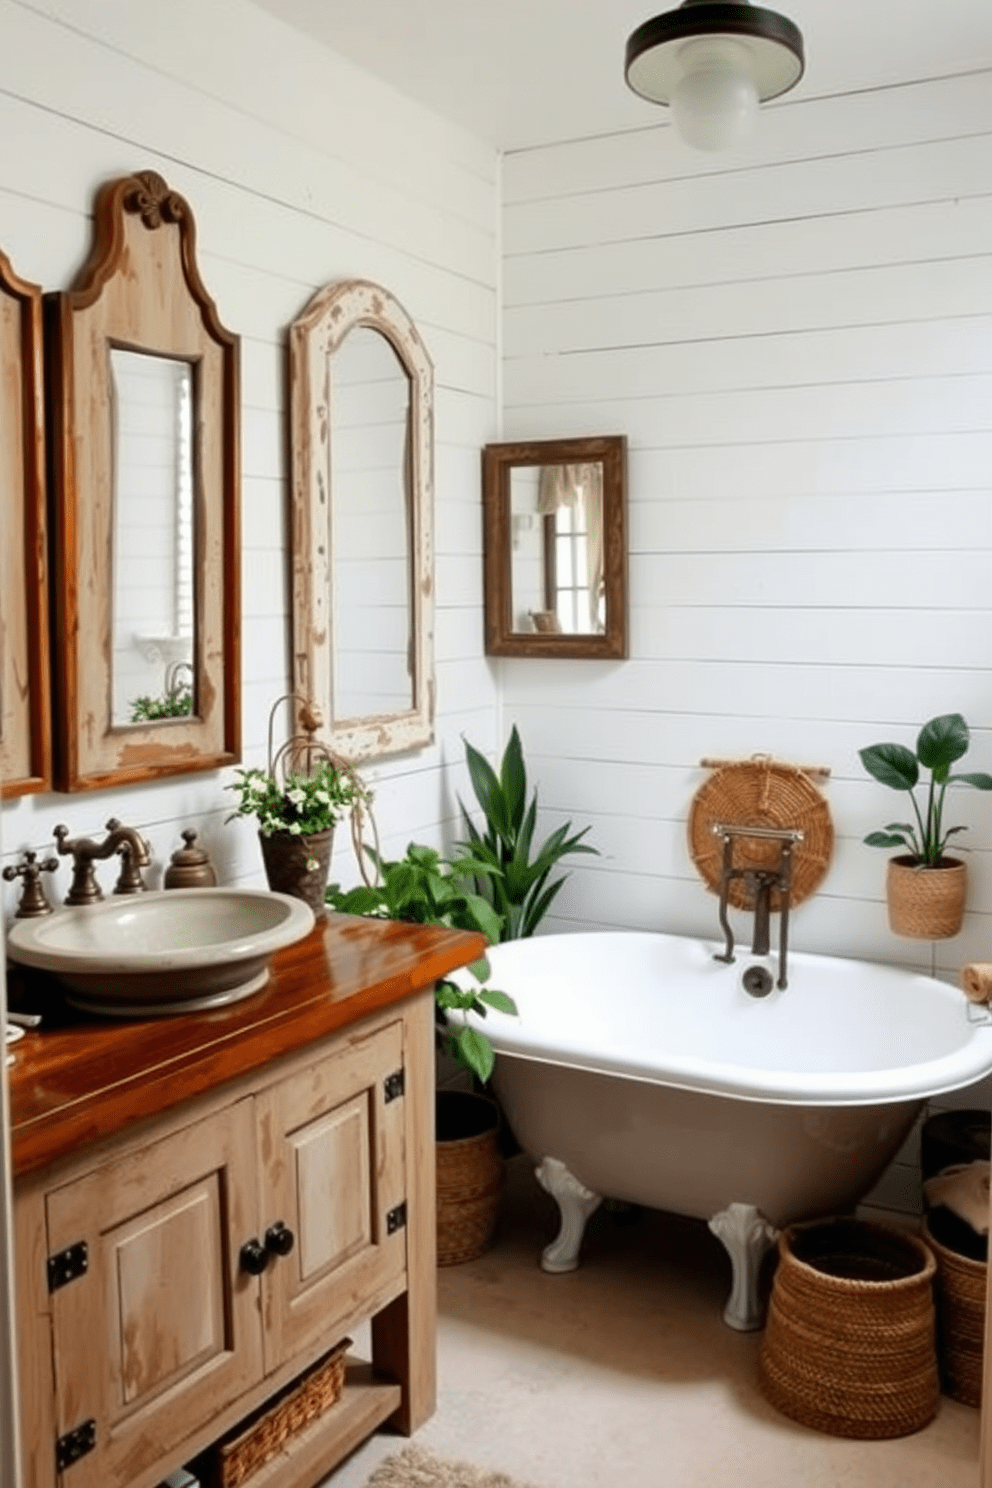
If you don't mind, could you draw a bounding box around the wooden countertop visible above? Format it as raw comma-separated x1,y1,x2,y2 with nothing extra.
7,910,486,1179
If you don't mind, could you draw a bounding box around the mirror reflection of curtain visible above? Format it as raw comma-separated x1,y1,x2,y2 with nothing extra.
537,462,605,632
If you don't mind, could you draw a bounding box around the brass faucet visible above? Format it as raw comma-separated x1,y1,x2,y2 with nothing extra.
53,819,152,905
710,824,803,990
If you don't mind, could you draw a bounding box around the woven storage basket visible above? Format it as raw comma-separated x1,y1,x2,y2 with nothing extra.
758,1219,939,1439
886,856,966,939
436,1091,504,1266
921,1109,991,1180
688,758,833,912
924,1214,987,1408
201,1339,349,1488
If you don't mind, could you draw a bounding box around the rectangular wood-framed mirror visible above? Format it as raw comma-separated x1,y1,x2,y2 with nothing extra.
46,171,240,791
0,248,51,797
482,434,628,659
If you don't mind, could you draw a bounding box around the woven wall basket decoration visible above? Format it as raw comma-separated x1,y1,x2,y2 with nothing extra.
688,755,834,912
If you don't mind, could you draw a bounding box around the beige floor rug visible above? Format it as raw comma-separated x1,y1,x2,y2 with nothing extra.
365,1444,542,1488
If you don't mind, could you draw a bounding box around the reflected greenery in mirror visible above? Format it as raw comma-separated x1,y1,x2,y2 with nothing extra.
110,350,196,727
46,170,240,791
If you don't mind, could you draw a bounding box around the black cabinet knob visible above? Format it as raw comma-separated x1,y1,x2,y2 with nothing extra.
239,1238,270,1275
264,1221,296,1258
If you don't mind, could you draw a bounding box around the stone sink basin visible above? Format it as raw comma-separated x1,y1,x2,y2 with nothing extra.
6,888,316,1016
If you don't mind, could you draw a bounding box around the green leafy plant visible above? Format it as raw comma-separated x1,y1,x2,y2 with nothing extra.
859,712,992,866
227,758,366,838
328,843,516,1083
459,725,597,939
129,686,194,721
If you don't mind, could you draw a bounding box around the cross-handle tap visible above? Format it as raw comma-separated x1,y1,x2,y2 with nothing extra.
53,819,152,905
2,850,59,917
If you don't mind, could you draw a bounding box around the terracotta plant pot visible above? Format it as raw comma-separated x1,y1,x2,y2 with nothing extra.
258,827,334,918
885,855,966,940
435,1090,504,1266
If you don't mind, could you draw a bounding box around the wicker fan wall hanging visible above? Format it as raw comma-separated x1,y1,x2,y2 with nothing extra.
688,755,834,912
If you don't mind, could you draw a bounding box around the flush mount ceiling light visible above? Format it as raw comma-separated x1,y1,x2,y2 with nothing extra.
625,0,804,152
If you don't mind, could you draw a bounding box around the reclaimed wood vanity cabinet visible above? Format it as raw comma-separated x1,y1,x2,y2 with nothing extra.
9,914,485,1488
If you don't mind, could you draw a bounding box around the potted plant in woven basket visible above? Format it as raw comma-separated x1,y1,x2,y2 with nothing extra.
329,727,596,1264
328,842,516,1266
859,712,992,939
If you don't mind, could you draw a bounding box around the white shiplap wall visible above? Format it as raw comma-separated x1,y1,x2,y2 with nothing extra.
1,1,988,1236
0,0,501,901
500,71,992,1215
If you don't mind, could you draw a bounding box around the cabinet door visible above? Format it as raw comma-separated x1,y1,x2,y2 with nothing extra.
44,1099,263,1488
256,1019,408,1369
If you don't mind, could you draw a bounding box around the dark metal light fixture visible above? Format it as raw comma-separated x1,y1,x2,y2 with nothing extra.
625,0,804,151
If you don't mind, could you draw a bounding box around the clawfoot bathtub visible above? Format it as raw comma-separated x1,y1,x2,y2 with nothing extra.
460,932,992,1329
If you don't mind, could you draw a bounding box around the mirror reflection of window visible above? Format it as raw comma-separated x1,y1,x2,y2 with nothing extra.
110,350,196,726
509,462,606,635
329,326,414,721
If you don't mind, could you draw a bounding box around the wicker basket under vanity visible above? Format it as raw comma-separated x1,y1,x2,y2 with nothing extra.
758,1218,939,1439
196,1339,349,1488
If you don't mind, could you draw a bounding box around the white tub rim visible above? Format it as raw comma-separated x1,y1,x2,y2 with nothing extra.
459,929,992,1110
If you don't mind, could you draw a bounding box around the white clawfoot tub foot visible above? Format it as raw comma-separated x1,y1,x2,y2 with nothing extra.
535,1157,603,1273
708,1202,780,1331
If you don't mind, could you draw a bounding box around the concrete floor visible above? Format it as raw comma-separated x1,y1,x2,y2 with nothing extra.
324,1155,981,1488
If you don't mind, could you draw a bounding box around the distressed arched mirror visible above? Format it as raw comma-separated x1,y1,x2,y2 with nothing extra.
290,279,434,760
46,170,240,791
0,248,50,797
482,435,628,659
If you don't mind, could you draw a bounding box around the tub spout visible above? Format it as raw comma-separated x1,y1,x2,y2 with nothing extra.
710,825,803,989
748,872,776,957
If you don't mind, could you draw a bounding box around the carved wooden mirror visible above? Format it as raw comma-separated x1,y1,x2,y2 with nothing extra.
0,248,51,796
482,435,628,658
46,170,240,791
290,279,434,761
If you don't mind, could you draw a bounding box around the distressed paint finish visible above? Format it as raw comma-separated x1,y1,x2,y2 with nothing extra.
0,249,50,797
290,278,435,763
45,171,241,791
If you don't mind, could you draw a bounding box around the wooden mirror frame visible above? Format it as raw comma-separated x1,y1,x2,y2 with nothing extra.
290,279,435,762
0,249,51,797
45,171,240,791
482,434,628,659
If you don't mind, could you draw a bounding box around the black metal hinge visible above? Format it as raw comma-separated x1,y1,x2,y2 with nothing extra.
384,1069,405,1103
386,1202,407,1235
56,1419,96,1471
47,1241,88,1292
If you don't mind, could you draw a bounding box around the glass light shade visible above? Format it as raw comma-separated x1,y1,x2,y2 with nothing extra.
671,41,759,150
625,3,805,153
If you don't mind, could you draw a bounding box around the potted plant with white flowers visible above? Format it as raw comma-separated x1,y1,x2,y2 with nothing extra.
227,758,367,917
859,712,992,939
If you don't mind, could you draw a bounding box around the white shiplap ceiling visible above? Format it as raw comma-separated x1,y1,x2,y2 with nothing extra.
250,0,992,151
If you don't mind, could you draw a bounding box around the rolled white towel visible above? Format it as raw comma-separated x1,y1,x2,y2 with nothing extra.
924,1159,990,1235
